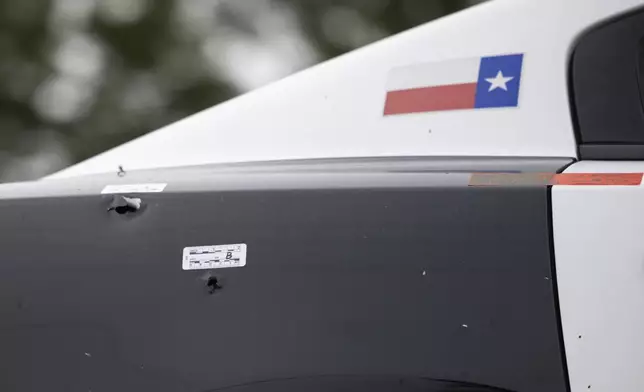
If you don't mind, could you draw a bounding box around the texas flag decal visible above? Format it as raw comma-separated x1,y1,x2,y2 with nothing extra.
384,53,524,116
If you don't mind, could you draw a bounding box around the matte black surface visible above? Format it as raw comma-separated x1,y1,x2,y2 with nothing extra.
570,6,644,153
0,171,568,392
579,143,644,160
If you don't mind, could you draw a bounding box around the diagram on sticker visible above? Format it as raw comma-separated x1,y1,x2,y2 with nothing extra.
182,243,247,270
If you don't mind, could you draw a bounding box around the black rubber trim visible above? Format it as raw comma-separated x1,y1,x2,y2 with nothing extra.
567,5,644,160
579,144,644,160
570,5,644,144
567,40,582,159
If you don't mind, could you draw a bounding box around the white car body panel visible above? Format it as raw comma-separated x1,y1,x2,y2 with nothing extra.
50,0,644,179
554,161,644,392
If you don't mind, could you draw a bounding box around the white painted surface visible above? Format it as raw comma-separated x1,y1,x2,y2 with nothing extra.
100,183,167,194
49,0,644,179
553,161,644,392
385,57,481,90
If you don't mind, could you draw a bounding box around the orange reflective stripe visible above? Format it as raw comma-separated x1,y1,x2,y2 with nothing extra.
468,172,643,186
552,173,643,185
468,173,554,186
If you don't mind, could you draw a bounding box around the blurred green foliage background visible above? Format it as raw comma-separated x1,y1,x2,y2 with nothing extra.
0,0,480,181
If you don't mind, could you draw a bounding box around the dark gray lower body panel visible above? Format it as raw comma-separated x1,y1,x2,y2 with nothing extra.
0,182,567,391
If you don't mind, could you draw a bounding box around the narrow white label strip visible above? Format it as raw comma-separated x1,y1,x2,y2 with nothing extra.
182,243,247,270
101,183,167,194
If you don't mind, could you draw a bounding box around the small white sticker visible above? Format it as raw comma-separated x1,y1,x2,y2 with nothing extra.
101,183,167,194
182,243,247,270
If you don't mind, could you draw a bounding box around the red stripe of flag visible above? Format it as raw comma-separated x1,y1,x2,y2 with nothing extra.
383,83,477,116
